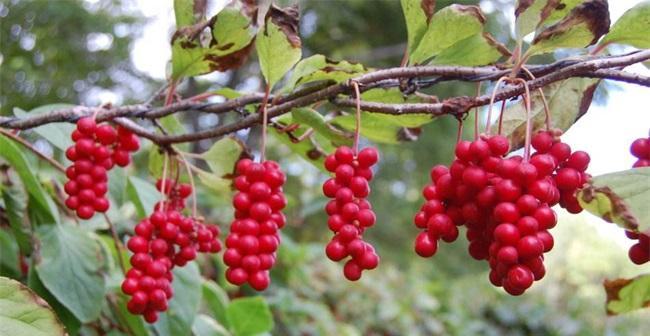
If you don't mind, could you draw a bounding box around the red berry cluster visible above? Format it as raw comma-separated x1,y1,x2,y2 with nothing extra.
322,146,380,281
413,131,590,295
122,180,221,323
64,117,139,219
223,159,287,291
630,135,650,167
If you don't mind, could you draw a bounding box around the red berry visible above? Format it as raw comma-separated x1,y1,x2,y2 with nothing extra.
357,147,378,168
76,117,96,135
630,138,649,159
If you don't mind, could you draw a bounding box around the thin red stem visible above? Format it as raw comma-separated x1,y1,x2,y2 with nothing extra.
485,77,508,136
160,152,169,211
456,119,464,144
176,154,197,218
259,85,271,162
514,78,533,162
522,67,552,130
164,80,177,106
352,81,362,155
474,82,482,140
497,99,507,135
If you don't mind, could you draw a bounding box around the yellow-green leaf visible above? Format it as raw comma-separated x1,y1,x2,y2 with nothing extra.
283,55,367,91
409,4,486,64
211,6,256,56
174,0,195,27
577,167,650,233
401,0,436,54
601,1,650,49
0,276,66,336
430,33,510,66
604,274,650,315
257,5,302,88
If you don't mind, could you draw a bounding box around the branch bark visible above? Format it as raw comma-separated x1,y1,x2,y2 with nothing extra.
1,50,649,145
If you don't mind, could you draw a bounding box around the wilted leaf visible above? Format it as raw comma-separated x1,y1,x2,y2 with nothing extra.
577,167,650,233
500,78,599,150
0,135,59,225
0,276,66,336
600,1,650,49
211,6,257,56
401,0,436,54
283,54,367,91
257,5,302,88
13,105,75,151
35,224,107,323
604,274,650,315
153,262,202,336
226,297,273,336
529,0,610,56
409,4,486,64
431,33,510,66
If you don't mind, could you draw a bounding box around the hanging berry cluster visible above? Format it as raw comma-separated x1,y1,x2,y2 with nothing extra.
322,146,380,281
64,116,139,219
223,159,287,291
413,130,591,295
630,135,650,167
625,134,650,264
122,179,221,323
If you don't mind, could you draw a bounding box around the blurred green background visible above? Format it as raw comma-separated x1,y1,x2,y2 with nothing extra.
2,0,649,335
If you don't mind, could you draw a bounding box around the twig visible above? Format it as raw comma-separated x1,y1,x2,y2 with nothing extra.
0,128,66,172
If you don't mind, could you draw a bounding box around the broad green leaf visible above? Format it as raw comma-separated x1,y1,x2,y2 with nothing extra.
174,0,195,27
127,176,159,219
515,0,548,40
201,136,245,176
409,5,486,64
0,135,59,225
333,112,426,144
192,314,231,336
500,78,599,149
291,108,351,146
27,267,80,335
604,274,650,315
153,262,202,336
0,230,20,278
202,281,230,328
35,224,107,323
257,5,302,88
0,276,66,336
226,297,274,336
171,37,212,79
430,33,509,66
528,0,610,56
1,176,32,254
283,55,367,91
601,1,650,49
401,0,436,54
543,0,587,24
211,6,256,56
108,166,127,205
577,167,650,233
13,105,75,151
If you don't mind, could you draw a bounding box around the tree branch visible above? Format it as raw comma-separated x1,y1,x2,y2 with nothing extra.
1,50,649,145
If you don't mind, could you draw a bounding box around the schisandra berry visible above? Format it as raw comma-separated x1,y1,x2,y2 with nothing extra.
630,134,650,168
323,146,379,281
122,179,221,322
64,117,139,219
223,159,286,290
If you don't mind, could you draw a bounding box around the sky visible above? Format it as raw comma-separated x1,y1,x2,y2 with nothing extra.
125,0,650,247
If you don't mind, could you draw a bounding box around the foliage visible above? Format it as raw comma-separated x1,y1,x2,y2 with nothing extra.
1,0,650,335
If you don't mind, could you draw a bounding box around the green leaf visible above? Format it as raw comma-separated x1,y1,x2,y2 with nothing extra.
126,176,159,219
604,274,650,315
171,37,213,79
192,314,231,336
283,55,367,92
108,167,127,205
153,262,202,336
600,1,650,49
528,0,610,56
1,176,32,255
35,224,107,323
174,0,195,27
202,281,230,328
270,114,334,170
430,33,509,66
226,297,273,336
514,0,548,40
0,135,59,225
333,112,419,144
500,78,599,150
211,6,257,56
0,229,20,278
401,0,436,55
409,4,486,64
113,293,148,336
13,105,75,151
577,167,650,233
201,136,245,176
27,267,80,335
257,5,302,88
291,108,351,146
0,276,66,336
543,0,587,24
